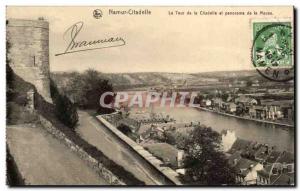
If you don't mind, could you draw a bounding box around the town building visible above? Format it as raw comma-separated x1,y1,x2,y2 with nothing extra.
233,157,263,185
143,142,184,169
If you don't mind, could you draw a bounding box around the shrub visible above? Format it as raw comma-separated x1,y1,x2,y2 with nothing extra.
54,95,78,130
53,69,115,114
50,78,78,130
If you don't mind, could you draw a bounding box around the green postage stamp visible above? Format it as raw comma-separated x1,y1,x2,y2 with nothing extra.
252,21,294,82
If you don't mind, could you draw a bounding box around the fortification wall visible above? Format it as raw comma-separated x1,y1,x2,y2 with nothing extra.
98,114,182,185
7,18,52,103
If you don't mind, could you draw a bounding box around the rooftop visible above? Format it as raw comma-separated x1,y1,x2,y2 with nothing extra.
144,142,180,168
266,151,282,164
277,151,294,164
228,138,252,154
271,173,294,185
235,158,257,170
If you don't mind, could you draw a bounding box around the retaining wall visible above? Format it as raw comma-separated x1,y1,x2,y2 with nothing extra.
97,114,183,185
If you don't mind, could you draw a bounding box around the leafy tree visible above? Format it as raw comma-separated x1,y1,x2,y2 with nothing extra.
6,41,13,122
221,93,229,102
50,79,78,129
246,81,252,87
85,78,114,111
50,79,59,99
236,103,245,116
117,124,132,135
65,72,86,104
165,131,176,145
165,130,187,149
182,126,235,185
6,62,14,103
206,94,214,100
54,94,78,130
66,69,115,114
6,41,14,102
194,94,204,104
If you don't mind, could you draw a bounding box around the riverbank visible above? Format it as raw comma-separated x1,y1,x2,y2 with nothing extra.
195,106,294,128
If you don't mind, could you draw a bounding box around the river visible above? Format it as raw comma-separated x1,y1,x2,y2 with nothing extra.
124,91,294,152
151,107,294,152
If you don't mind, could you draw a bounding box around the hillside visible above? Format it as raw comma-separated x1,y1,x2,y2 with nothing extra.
51,70,291,91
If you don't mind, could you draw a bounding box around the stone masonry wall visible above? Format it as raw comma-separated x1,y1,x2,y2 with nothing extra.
37,114,125,185
7,18,52,103
98,114,182,185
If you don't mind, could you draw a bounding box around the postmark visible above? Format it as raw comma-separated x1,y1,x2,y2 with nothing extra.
252,22,294,82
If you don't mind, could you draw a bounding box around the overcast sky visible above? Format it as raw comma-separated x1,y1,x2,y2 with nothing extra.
7,6,293,73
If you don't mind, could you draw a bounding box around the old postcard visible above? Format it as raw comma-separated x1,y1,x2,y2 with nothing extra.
6,6,295,186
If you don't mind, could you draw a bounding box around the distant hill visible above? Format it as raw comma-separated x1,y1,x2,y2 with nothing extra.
51,70,292,90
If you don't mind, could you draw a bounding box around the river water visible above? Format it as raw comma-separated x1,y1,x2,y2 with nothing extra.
125,91,294,152
151,107,294,152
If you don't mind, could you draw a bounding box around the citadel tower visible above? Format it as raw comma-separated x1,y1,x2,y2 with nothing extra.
7,18,52,103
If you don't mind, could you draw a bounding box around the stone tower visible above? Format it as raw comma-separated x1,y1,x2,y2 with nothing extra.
7,18,52,103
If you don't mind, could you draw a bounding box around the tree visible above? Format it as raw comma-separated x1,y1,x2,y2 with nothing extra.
50,79,78,129
85,78,114,112
194,94,204,104
50,79,59,99
64,72,86,104
54,95,78,130
236,103,245,116
165,130,187,149
6,61,14,102
117,124,132,135
246,81,252,87
206,94,214,100
6,41,13,122
66,69,115,114
182,126,235,185
221,93,229,102
6,40,14,102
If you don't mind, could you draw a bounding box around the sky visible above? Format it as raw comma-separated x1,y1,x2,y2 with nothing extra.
7,6,293,73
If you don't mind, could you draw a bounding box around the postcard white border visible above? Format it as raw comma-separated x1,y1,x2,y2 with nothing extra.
0,1,299,191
